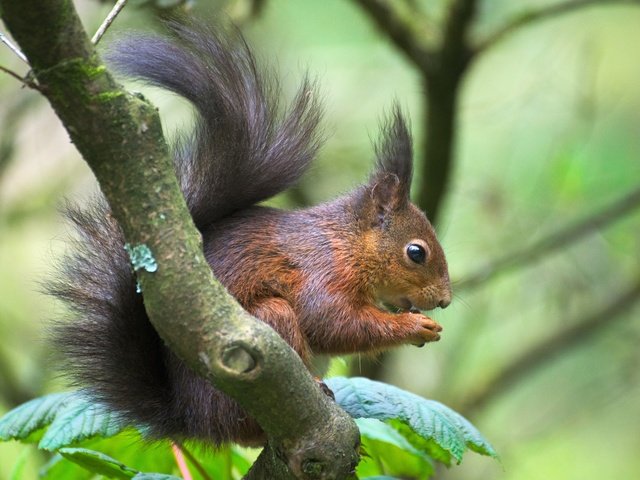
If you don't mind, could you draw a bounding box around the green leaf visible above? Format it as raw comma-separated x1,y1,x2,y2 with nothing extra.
40,453,95,480
327,377,497,463
132,474,183,480
0,391,126,450
84,430,176,475
58,447,139,479
362,477,404,480
356,418,428,460
38,393,125,450
185,444,230,479
356,419,434,479
9,446,31,480
0,392,72,442
389,419,453,466
230,445,254,475
39,431,177,479
184,443,255,479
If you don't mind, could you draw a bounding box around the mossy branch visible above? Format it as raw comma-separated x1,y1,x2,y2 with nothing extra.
0,1,359,478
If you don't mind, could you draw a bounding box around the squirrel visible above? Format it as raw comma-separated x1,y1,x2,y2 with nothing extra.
50,18,452,446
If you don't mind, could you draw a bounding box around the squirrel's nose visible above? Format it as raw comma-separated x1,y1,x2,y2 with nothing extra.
438,285,452,309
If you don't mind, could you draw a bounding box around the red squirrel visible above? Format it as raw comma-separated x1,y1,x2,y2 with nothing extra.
50,18,451,446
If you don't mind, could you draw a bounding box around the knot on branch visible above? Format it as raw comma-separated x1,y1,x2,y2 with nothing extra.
301,458,324,477
219,341,260,375
278,422,361,480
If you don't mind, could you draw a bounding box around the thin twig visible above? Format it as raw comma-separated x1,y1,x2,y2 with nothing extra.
0,31,28,62
0,64,27,83
475,0,640,54
171,443,194,480
91,0,128,45
174,442,214,480
457,185,640,291
0,64,40,90
460,277,640,415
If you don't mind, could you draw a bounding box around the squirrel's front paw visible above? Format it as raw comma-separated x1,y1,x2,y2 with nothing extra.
404,312,442,347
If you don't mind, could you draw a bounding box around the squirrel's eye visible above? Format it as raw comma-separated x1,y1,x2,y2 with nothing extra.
406,243,427,264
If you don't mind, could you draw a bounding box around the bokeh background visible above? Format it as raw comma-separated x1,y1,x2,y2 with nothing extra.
1,0,639,478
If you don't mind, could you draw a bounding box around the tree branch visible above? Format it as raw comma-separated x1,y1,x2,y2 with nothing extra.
351,0,436,72
460,277,640,415
456,185,640,291
416,0,477,223
440,0,477,74
476,0,640,54
0,1,359,478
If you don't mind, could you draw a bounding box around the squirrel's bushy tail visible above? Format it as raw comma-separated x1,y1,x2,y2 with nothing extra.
50,200,261,441
106,18,323,229
49,18,321,442
49,200,171,432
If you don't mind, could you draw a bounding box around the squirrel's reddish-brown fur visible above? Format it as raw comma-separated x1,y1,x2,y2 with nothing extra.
50,18,451,446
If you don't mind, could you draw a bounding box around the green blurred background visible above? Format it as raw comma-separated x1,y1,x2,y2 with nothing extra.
1,0,639,478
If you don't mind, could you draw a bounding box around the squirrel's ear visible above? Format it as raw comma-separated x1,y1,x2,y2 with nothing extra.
368,172,405,226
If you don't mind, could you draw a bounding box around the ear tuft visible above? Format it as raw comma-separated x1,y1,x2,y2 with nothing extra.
371,103,413,202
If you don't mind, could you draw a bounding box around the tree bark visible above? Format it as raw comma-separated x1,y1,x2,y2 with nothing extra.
0,1,359,478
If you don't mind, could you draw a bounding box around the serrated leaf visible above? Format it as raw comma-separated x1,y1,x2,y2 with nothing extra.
58,447,139,479
327,377,497,463
38,393,125,450
0,392,72,442
0,391,126,450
